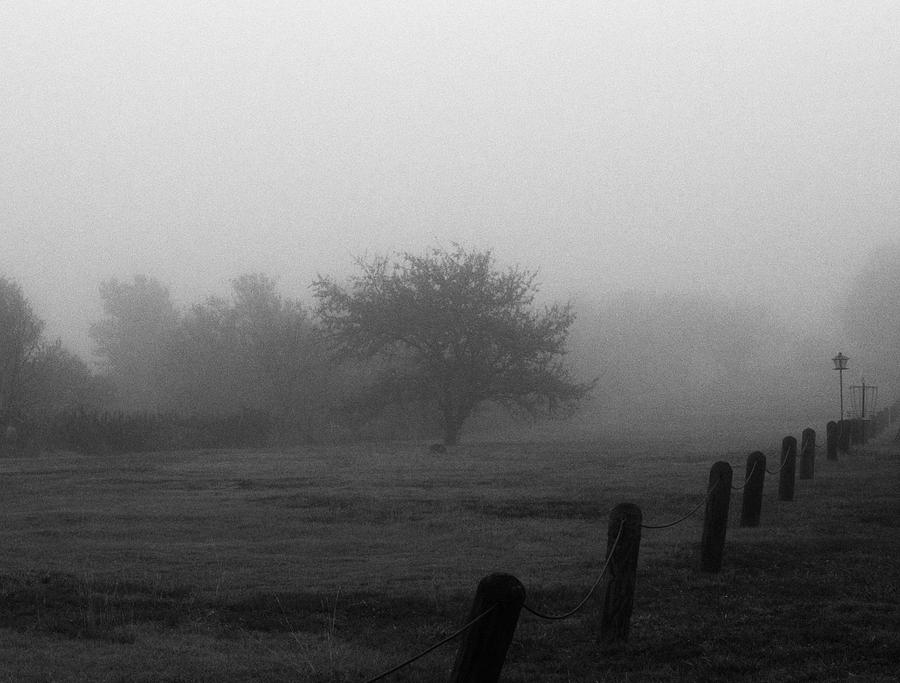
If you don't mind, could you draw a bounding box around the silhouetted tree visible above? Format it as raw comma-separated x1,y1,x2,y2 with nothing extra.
160,295,253,414
314,246,591,445
159,274,332,441
28,341,112,413
90,275,179,410
0,277,44,424
230,274,330,432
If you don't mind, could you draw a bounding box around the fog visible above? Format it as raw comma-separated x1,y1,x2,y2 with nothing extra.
2,3,898,436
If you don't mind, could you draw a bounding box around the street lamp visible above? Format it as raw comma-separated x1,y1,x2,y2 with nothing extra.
832,352,849,425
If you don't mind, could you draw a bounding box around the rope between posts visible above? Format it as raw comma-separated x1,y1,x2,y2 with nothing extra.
521,520,625,621
363,603,498,682
764,459,785,475
766,437,807,475
731,460,758,491
359,433,822,679
640,477,721,530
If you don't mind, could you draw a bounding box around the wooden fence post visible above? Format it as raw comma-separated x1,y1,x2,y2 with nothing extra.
826,421,838,461
449,573,526,683
700,461,732,573
740,451,766,527
799,428,815,480
875,409,889,436
600,503,642,647
778,436,797,501
849,419,862,446
838,420,850,453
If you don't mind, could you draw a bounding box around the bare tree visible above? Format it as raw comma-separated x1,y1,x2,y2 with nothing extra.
314,246,592,445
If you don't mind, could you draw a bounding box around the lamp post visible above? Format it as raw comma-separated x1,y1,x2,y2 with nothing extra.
832,352,849,425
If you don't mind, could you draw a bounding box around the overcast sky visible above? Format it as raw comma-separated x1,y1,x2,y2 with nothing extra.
2,2,898,361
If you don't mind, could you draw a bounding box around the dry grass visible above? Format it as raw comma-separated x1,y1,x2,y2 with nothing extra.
0,432,897,681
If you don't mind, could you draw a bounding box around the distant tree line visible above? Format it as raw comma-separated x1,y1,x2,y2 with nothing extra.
5,242,898,454
2,246,591,454
88,273,336,443
47,409,272,455
1,277,112,453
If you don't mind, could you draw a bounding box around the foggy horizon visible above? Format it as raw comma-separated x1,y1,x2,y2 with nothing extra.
3,3,899,400
4,7,899,678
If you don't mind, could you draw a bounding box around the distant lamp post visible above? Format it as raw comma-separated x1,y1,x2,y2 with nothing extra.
832,352,849,424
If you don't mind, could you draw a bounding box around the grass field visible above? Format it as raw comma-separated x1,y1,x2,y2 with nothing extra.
1,430,898,682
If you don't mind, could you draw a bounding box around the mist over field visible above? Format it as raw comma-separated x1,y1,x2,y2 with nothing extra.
2,3,899,442
2,9,900,680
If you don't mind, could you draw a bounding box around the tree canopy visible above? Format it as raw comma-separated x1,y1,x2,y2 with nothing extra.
1,277,108,432
314,246,591,445
0,277,45,423
90,275,179,411
161,274,331,435
91,274,332,436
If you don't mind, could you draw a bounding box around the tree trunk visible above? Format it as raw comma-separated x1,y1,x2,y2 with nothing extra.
443,408,470,446
443,421,460,446
441,399,471,446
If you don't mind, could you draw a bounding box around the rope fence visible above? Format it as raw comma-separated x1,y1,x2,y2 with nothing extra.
341,407,899,681
764,460,784,475
730,460,758,491
765,435,808,475
640,477,720,530
522,520,625,621
363,604,498,683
